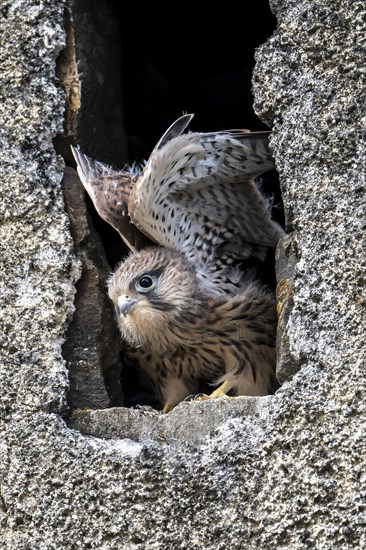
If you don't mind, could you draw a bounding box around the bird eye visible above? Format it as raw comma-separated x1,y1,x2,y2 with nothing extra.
136,275,155,292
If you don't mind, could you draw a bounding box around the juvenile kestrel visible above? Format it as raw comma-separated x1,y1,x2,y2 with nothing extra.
71,114,284,412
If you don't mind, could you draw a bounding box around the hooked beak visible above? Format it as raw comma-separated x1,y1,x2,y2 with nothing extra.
118,295,138,316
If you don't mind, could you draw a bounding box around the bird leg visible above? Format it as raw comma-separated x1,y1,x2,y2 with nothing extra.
162,378,194,413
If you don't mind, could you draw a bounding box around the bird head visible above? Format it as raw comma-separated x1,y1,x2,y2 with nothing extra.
108,247,200,348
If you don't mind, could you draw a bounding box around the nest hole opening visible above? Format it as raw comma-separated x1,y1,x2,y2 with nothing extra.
58,1,284,413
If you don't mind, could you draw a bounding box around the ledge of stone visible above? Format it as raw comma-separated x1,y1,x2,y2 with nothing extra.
68,395,275,448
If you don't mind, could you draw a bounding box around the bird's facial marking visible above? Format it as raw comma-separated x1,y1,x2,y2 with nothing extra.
134,273,157,293
113,269,165,323
130,269,177,314
108,249,199,338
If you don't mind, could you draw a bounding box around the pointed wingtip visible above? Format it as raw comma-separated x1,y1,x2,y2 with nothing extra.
70,143,83,166
178,112,195,126
153,113,195,151
69,144,96,186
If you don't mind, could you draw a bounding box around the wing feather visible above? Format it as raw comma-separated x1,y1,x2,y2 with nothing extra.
70,145,152,251
71,114,284,294
128,117,284,267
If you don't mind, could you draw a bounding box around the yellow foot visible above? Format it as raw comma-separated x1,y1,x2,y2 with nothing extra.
162,402,175,413
193,380,234,401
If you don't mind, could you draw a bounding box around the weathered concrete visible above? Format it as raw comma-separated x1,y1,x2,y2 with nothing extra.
0,0,75,418
55,0,128,166
69,396,275,448
1,1,365,549
61,167,123,409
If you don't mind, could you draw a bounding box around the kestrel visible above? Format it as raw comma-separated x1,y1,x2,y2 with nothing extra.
71,114,284,412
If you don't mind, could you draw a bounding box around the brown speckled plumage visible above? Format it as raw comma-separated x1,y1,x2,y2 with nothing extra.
71,114,284,411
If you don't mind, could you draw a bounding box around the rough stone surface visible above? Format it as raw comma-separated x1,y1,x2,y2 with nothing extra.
61,167,123,409
55,0,128,167
0,0,76,418
69,396,274,448
275,232,299,382
1,1,365,550
253,0,366,383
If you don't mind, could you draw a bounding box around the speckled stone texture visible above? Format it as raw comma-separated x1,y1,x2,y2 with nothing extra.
1,1,365,549
61,167,124,410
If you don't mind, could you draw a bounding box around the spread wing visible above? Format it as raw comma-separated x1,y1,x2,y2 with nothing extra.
70,146,152,251
71,114,284,286
128,115,284,270
70,115,194,252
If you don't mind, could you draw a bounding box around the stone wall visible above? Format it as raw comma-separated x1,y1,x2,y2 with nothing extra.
1,0,365,548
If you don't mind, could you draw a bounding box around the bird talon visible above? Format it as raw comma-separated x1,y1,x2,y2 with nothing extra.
192,381,234,401
192,393,210,402
183,394,203,402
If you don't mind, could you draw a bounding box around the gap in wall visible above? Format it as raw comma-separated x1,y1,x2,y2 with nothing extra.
63,1,282,410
